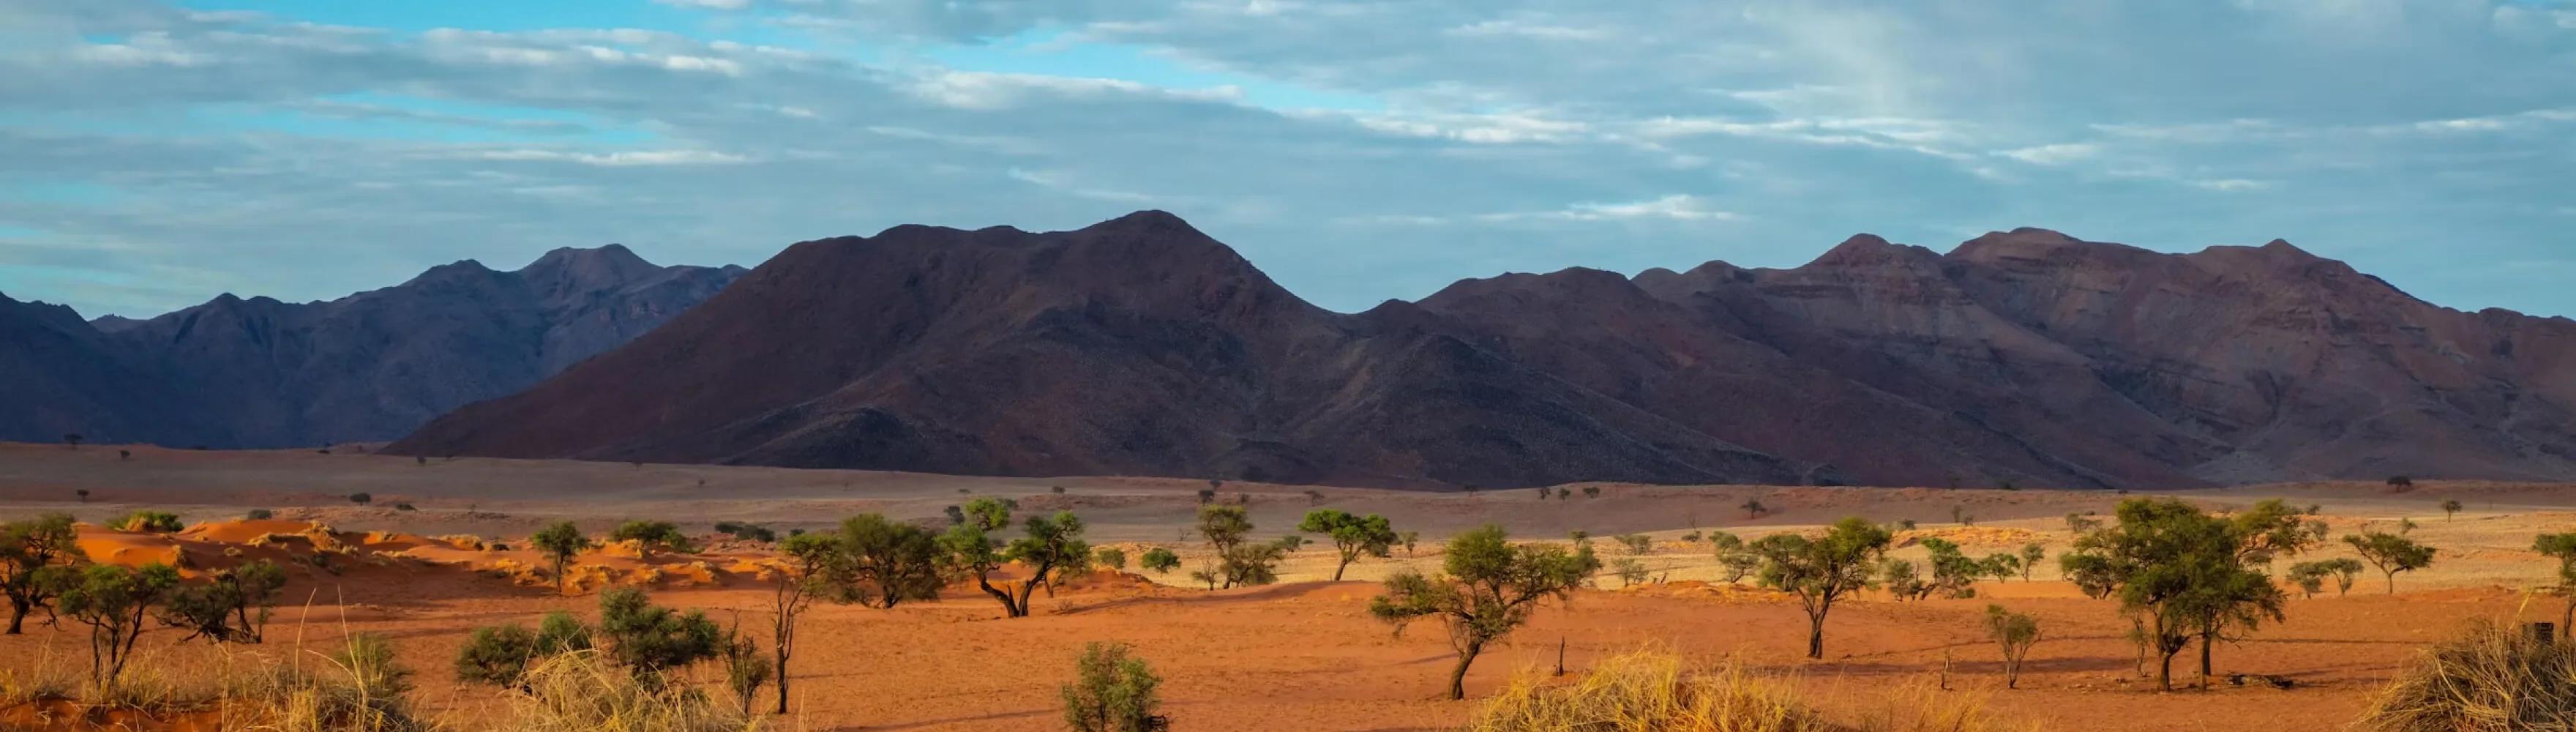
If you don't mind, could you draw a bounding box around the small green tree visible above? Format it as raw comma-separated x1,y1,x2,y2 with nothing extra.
1611,558,1649,587
2017,543,2045,581
244,509,274,520
531,522,588,596
1882,559,1930,601
1192,504,1279,589
158,559,286,643
1,513,86,635
610,520,694,559
722,623,772,717
63,433,82,449
1094,548,1128,572
1298,509,1398,581
766,532,839,714
2345,530,2435,594
2324,556,2362,595
1710,531,1756,583
1399,531,1420,557
2064,513,2100,534
2439,499,2463,521
59,563,181,687
1612,534,1654,556
1061,642,1164,732
1986,605,2041,689
348,493,372,505
1741,499,1768,520
596,588,724,682
2538,533,2576,638
1139,548,1180,575
1369,525,1598,699
1919,537,1983,599
1753,517,1893,659
2285,561,2331,598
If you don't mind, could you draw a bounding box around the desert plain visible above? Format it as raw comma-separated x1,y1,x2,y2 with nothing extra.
4,442,2574,731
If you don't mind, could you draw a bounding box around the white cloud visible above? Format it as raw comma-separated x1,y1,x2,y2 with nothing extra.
469,149,753,166
1995,143,2099,165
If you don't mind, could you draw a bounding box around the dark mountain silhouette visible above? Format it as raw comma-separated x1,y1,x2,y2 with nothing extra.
0,245,743,448
392,212,2576,489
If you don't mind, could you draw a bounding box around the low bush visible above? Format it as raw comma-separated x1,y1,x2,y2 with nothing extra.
113,511,183,533
1062,642,1165,732
2358,619,2576,731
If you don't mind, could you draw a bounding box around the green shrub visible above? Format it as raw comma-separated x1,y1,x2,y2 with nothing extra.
597,588,724,681
244,509,274,520
1139,548,1180,575
455,610,596,687
610,520,694,557
348,493,372,505
1094,548,1128,572
113,511,181,533
158,559,287,643
1061,642,1165,732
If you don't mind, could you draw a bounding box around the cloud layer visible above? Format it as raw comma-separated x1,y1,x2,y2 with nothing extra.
3,0,2572,318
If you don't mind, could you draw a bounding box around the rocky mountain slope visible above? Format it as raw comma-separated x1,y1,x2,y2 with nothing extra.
391,213,2576,489
0,245,742,448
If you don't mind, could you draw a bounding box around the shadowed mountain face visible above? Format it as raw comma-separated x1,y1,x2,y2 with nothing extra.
0,245,743,449
392,213,2576,489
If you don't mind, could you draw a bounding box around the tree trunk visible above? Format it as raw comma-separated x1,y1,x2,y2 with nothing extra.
6,600,25,635
1805,611,1827,659
976,572,1025,618
1333,559,1349,582
2157,647,2174,691
2198,632,2214,689
1446,642,1483,701
2563,596,2574,641
2385,569,2397,594
773,647,790,715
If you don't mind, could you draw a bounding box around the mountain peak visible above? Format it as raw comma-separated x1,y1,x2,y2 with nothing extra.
1806,234,1939,269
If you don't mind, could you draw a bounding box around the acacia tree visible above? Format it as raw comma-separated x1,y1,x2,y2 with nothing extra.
1298,509,1397,581
59,563,181,688
2345,530,2435,594
2056,498,2285,690
1,513,86,635
1369,525,1598,700
1191,504,1281,589
2440,499,2463,521
158,560,287,643
941,498,1087,617
765,531,842,714
610,520,693,559
1751,517,1893,659
2016,543,2045,581
1139,548,1180,575
531,522,588,596
1708,531,1756,583
835,514,944,608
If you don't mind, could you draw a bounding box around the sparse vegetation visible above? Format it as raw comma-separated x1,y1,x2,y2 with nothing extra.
1612,534,1654,555
1371,524,1599,699
2346,529,2436,594
722,623,771,717
765,530,841,714
2537,533,2576,638
1190,504,1280,589
1985,605,2040,690
1298,509,1398,581
1061,642,1166,732
245,509,274,520
2064,513,2100,534
1741,498,1769,520
456,610,595,687
713,521,778,542
1611,559,1649,587
942,498,1088,617
832,513,945,608
2440,499,2463,521
348,492,372,505
2056,498,2300,690
1581,486,1601,498
113,510,183,533
596,587,726,681
2015,543,2044,581
1752,517,1893,659
1094,547,1128,572
1709,531,1756,583
1,512,86,635
1400,531,1420,557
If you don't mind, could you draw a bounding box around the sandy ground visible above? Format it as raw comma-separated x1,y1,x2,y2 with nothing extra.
5,442,2576,731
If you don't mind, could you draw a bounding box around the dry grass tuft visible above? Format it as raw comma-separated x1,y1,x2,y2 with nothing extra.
1466,650,1834,732
1467,649,2029,732
500,650,763,732
2356,618,2576,732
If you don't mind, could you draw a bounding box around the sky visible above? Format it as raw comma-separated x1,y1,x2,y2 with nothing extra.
2,0,2572,320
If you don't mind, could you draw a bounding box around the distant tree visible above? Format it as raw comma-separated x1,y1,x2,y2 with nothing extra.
1399,531,1420,557
1052,485,1068,494
1896,519,1917,531
157,559,286,643
2323,557,2363,596
1985,605,2041,689
596,588,724,682
393,502,416,512
831,514,944,608
2064,513,2101,534
1061,642,1165,732
1918,538,1984,598
2386,475,2414,490
1139,547,1180,575
1882,559,1931,601
1,513,86,635
2345,531,2435,594
1740,499,1768,520
1195,488,1216,504
113,511,181,533
2284,561,2332,598
1982,553,2021,583
245,509,274,520
2016,542,2045,581
1950,505,1974,526
943,505,968,526
414,455,427,466
58,563,181,687
610,520,694,559
74,489,89,503
1581,487,1601,498
1298,510,1397,581
1369,525,1599,699
1091,547,1128,572
1611,558,1649,587
62,433,82,449
1274,534,1307,553
1681,531,1703,544
1612,534,1654,555
942,498,1087,617
1304,490,1325,506
117,449,130,460
1192,504,1280,589
1753,517,1894,659
2440,499,2463,521
2056,498,2288,690
348,492,372,505
531,522,588,596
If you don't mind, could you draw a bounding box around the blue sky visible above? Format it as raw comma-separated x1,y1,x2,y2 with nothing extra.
2,0,2573,319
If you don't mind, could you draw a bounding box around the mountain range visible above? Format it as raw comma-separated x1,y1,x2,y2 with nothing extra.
383,212,2576,489
0,245,743,449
